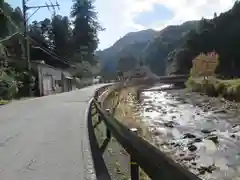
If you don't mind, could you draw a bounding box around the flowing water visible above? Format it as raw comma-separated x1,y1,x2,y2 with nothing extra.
140,85,240,180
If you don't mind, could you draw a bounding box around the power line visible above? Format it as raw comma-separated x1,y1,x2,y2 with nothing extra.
0,6,68,65
22,0,60,96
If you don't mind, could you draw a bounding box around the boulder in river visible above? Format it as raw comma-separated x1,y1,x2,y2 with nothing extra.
201,129,212,134
206,135,219,144
163,121,175,128
193,138,202,143
188,144,197,152
183,133,196,139
213,109,227,114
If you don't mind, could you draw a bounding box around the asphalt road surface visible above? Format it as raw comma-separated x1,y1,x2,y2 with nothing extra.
0,85,105,180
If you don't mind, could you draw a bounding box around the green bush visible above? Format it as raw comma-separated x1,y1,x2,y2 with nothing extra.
186,76,240,101
0,71,18,100
185,77,201,91
214,81,226,94
0,99,9,105
201,80,217,96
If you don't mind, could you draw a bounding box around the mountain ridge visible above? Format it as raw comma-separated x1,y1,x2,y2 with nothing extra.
96,21,199,77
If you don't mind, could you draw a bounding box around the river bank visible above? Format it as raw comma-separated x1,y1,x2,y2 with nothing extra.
186,77,240,102
139,85,240,180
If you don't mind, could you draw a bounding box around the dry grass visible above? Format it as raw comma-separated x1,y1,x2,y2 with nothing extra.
109,86,151,180
0,99,9,105
186,77,240,101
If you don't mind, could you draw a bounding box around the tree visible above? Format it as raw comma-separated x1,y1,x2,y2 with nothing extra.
50,15,72,58
0,0,103,99
167,1,240,77
0,0,8,38
28,19,51,49
70,0,104,64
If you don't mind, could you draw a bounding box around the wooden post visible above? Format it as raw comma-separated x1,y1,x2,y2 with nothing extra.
130,128,139,180
105,109,111,139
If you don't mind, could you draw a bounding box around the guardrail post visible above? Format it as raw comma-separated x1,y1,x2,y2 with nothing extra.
105,109,112,140
130,128,139,180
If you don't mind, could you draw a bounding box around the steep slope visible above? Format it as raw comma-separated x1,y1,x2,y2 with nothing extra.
141,21,199,76
166,2,240,76
97,21,199,77
96,29,159,72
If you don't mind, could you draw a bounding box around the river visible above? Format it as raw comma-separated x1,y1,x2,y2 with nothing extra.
139,84,240,180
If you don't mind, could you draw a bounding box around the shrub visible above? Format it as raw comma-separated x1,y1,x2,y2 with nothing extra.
214,81,226,95
0,71,18,100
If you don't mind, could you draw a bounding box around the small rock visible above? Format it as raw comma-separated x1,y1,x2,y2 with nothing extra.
198,168,206,175
182,155,195,161
153,131,161,136
206,135,219,144
179,153,185,157
145,107,153,112
174,143,181,147
164,121,175,128
231,134,236,138
203,108,208,112
233,124,240,128
213,109,227,114
193,138,202,143
188,144,197,152
192,162,197,166
198,165,216,174
201,129,212,134
183,133,196,139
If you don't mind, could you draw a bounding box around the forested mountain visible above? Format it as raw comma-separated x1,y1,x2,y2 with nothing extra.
141,21,198,75
96,29,158,73
97,21,199,77
0,0,103,99
167,1,240,77
99,1,240,78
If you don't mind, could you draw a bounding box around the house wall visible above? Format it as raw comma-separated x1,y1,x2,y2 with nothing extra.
37,64,63,96
32,62,75,96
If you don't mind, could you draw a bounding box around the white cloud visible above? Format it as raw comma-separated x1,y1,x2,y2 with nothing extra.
96,0,235,50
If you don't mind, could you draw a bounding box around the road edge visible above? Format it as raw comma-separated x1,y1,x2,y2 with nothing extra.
82,98,97,180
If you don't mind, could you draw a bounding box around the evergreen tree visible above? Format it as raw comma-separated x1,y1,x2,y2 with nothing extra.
70,0,104,64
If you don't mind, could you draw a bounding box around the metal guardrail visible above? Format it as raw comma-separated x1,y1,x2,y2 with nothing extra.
89,84,201,180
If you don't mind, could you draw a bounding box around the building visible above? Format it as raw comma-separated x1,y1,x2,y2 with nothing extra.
0,33,75,97
32,61,73,96
31,47,75,96
192,52,219,77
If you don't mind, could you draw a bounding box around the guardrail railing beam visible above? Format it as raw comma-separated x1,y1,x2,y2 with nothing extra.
91,83,201,180
130,128,139,180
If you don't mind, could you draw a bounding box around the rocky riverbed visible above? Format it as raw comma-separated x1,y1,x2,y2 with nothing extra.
140,85,240,180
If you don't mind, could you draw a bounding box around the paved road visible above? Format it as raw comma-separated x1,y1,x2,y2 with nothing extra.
0,85,104,180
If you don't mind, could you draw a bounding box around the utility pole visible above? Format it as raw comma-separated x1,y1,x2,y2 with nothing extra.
22,0,60,97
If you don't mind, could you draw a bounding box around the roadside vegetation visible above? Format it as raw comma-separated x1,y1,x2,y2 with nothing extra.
0,0,103,101
108,86,151,180
186,77,240,101
186,52,240,101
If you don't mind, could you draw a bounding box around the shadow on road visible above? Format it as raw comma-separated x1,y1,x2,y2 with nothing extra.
100,138,111,154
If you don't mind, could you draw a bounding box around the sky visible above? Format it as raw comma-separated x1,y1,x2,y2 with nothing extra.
8,0,236,50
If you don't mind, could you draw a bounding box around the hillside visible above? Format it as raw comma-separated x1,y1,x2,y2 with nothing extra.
96,29,159,72
97,21,199,77
141,21,199,75
166,1,240,76
98,0,240,79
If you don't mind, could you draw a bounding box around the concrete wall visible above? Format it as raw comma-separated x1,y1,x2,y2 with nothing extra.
37,63,63,96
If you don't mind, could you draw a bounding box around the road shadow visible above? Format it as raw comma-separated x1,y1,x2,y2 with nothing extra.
100,138,111,154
